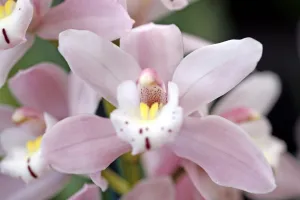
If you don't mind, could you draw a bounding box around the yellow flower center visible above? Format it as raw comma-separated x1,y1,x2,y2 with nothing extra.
26,136,42,156
0,0,15,19
140,102,162,120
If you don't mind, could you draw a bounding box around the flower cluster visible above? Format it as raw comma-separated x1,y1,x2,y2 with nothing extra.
0,0,300,200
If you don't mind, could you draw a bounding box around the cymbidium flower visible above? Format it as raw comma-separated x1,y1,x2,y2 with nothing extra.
43,23,276,193
0,63,100,199
145,71,300,200
0,0,133,87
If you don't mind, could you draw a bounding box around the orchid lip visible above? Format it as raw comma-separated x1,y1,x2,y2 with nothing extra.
111,79,183,155
0,135,47,183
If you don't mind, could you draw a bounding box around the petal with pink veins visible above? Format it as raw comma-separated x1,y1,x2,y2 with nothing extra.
247,153,300,200
170,116,276,193
120,23,183,82
58,29,141,106
42,115,131,174
68,73,101,116
0,0,33,49
121,177,175,200
212,71,281,115
173,38,262,116
36,0,134,41
0,34,34,87
69,184,101,200
9,63,69,120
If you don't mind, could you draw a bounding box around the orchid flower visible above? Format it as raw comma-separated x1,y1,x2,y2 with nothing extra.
0,0,133,87
0,63,100,199
145,71,300,200
42,23,276,193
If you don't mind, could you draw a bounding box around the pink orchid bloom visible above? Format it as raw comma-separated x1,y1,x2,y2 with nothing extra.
43,23,276,193
0,63,100,199
144,71,300,200
0,0,133,87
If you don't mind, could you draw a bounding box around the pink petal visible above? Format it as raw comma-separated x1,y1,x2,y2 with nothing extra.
120,23,183,82
0,105,14,132
176,175,204,200
0,0,33,49
170,116,276,193
182,33,212,54
0,172,69,200
0,35,34,87
58,29,141,106
182,160,243,200
9,63,69,120
142,147,180,177
160,0,188,10
90,171,108,191
173,38,262,116
31,0,51,18
36,0,133,41
69,184,101,200
212,71,281,115
42,115,131,174
68,73,101,116
121,177,175,200
248,153,300,200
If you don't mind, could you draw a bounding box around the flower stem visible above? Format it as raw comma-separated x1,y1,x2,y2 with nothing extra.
119,153,144,185
49,40,58,48
102,99,116,117
102,168,132,195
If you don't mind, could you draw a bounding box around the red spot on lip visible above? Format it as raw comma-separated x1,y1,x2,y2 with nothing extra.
2,28,10,44
145,137,151,150
27,158,38,179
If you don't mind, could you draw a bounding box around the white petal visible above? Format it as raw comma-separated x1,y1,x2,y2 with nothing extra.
110,82,183,154
212,71,281,115
43,113,58,132
0,127,34,153
117,80,140,110
259,137,286,169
